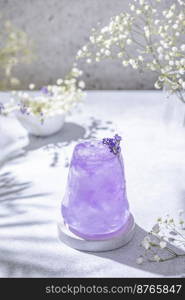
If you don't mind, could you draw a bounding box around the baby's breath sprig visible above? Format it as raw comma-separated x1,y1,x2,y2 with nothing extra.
76,0,185,103
0,65,85,122
137,210,185,265
0,18,33,90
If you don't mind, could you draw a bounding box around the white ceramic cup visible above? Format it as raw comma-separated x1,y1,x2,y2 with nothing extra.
16,112,65,137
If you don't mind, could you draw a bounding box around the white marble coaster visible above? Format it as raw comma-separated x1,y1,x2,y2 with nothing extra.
57,214,135,252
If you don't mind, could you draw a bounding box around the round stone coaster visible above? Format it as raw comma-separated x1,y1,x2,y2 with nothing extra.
57,214,135,252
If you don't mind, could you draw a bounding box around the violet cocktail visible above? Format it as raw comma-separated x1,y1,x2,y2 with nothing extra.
62,135,130,240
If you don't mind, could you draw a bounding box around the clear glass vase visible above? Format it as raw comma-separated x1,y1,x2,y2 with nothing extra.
163,88,185,129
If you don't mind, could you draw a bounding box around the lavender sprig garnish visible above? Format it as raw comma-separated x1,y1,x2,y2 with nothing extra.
41,86,53,96
41,86,49,94
19,104,28,115
102,134,122,155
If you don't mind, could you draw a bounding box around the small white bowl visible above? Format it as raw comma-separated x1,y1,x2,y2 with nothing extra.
16,113,65,137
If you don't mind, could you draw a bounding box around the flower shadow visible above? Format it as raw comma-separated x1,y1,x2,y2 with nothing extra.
0,172,50,218
24,118,114,168
25,121,86,151
0,172,60,277
25,118,114,151
88,224,185,277
0,248,60,277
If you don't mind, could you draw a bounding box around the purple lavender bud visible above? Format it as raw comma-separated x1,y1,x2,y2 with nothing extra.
114,134,122,143
41,86,48,94
102,134,122,155
115,145,121,153
109,139,116,147
20,105,27,114
103,138,110,145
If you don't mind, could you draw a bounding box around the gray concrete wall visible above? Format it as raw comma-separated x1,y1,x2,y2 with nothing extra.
1,0,166,90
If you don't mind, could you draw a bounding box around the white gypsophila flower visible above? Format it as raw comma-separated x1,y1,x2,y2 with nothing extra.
29,83,35,90
136,256,144,265
152,224,160,234
144,5,149,10
182,82,185,89
179,219,184,225
77,49,83,57
159,241,167,249
154,81,161,89
179,69,185,75
157,46,163,54
141,237,150,250
178,0,185,5
82,45,87,51
101,26,108,34
153,255,161,262
89,36,95,44
169,61,174,66
122,60,129,66
126,39,132,45
179,78,183,84
129,59,138,69
138,55,144,61
57,78,63,85
118,52,123,58
78,81,85,89
172,47,177,52
86,58,92,64
180,44,185,51
144,26,150,38
136,9,141,15
140,0,145,5
105,49,111,56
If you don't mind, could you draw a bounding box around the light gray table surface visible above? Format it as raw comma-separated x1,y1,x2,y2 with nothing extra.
0,91,185,278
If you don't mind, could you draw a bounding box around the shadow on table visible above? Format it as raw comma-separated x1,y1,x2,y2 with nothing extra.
24,118,114,168
26,122,86,151
0,248,59,277
0,118,115,277
0,172,60,277
0,172,50,219
25,118,114,152
89,224,185,277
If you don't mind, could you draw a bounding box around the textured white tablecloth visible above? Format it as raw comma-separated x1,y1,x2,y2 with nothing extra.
0,91,185,278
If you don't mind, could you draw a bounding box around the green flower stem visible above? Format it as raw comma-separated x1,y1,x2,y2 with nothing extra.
167,224,185,241
130,33,146,49
177,90,185,103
